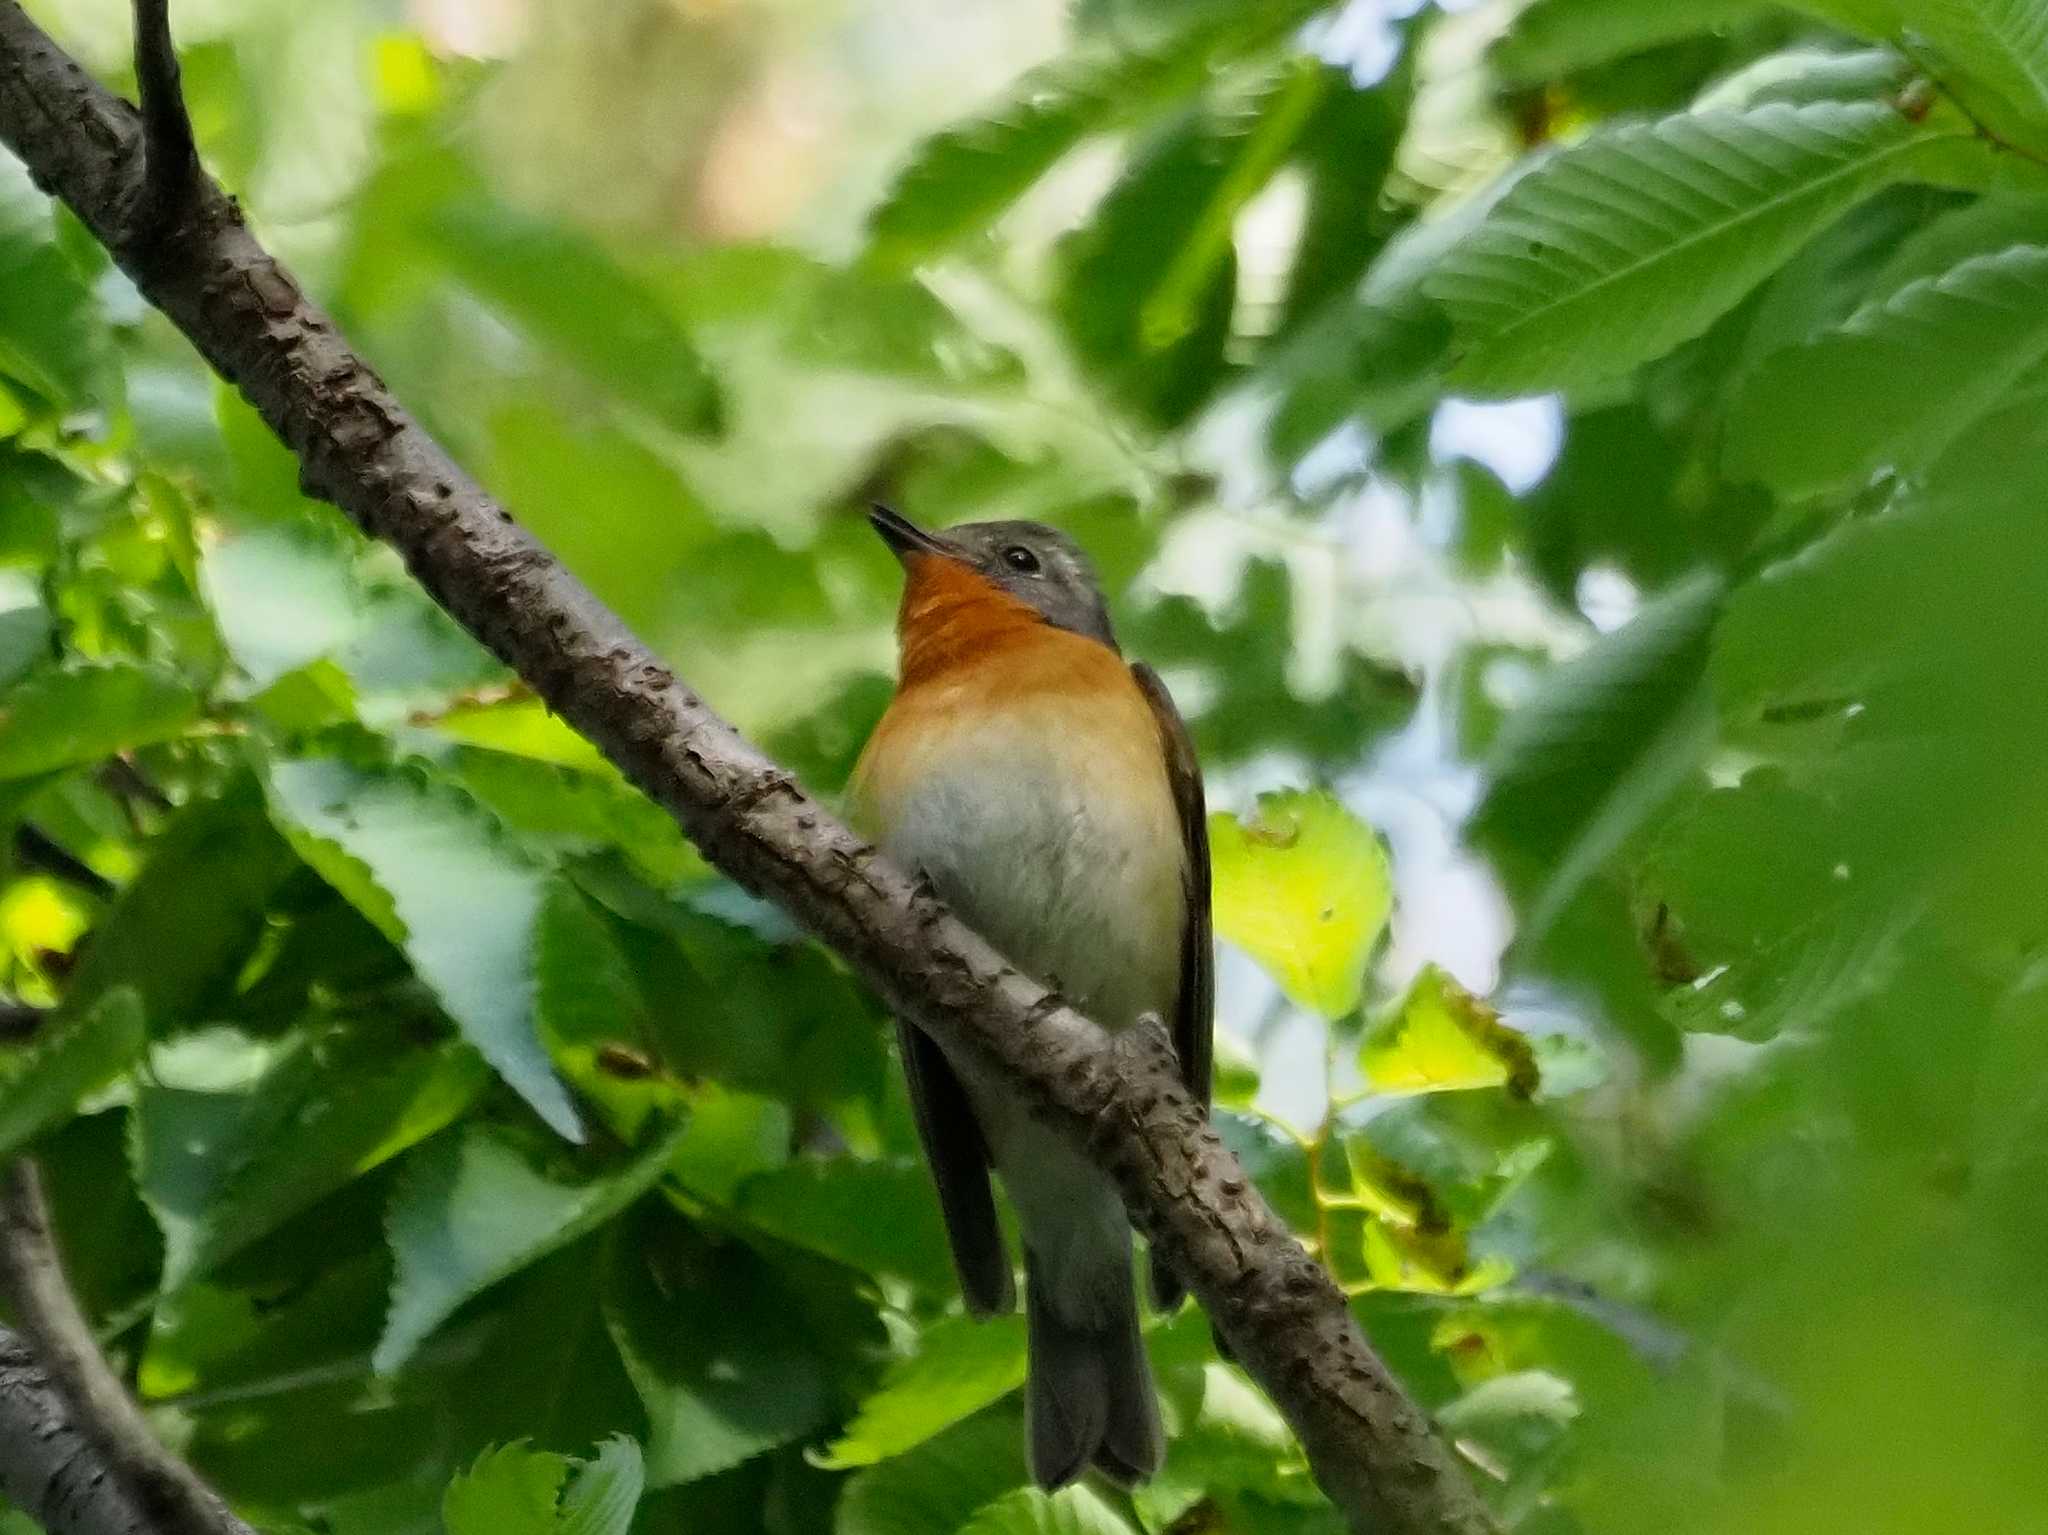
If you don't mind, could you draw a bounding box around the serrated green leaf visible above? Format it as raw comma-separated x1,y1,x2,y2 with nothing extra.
557,1436,644,1535
1429,103,1951,393
602,1206,833,1487
834,1410,1029,1535
159,1037,488,1291
0,988,143,1159
0,662,199,781
265,757,581,1140
1209,790,1391,1019
959,1486,1137,1535
442,1443,567,1535
818,1313,1027,1469
1360,965,1539,1099
374,1119,684,1373
1726,243,2048,495
203,517,500,719
1472,571,1727,945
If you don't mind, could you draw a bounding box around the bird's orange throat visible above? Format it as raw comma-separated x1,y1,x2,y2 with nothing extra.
894,554,1049,688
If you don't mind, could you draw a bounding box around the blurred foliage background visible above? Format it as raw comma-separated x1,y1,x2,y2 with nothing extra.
6,0,2048,1531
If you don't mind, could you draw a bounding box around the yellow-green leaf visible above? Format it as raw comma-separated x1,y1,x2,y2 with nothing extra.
1208,790,1390,1019
1359,965,1538,1099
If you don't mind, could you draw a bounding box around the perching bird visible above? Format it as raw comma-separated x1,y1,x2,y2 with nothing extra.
850,505,1213,1489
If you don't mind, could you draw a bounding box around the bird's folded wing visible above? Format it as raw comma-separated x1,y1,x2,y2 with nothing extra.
897,1019,1015,1316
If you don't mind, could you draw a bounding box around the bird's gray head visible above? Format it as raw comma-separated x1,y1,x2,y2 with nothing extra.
868,505,1118,650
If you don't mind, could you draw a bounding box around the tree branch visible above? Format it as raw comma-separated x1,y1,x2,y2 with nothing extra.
0,1162,256,1535
0,6,1497,1533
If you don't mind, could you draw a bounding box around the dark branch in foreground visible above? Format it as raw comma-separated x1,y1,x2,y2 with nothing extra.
0,6,1497,1534
0,1163,256,1535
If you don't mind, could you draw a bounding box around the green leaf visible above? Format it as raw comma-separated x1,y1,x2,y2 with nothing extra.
733,1157,958,1294
0,989,143,1159
1209,790,1391,1018
1491,0,1766,86
202,517,500,717
443,1443,567,1535
558,1436,645,1535
1429,103,1951,394
0,567,48,690
64,784,302,1026
1471,571,1727,945
1725,243,2048,495
958,1486,1137,1535
159,1036,488,1290
818,1313,1027,1469
265,757,582,1140
1359,965,1539,1099
424,203,722,436
0,156,105,408
1889,0,2048,124
602,1206,834,1487
0,662,199,781
834,1410,1029,1535
374,1119,685,1372
1054,108,1241,430
863,1,1321,267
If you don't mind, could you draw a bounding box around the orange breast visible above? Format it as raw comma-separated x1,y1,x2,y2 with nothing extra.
848,558,1184,1026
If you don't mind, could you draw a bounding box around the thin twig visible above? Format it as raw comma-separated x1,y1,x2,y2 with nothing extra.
130,0,199,239
0,1161,257,1535
12,823,117,899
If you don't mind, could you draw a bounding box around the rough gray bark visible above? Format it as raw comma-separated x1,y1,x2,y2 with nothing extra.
0,1164,256,1535
2,1325,160,1535
0,6,1498,1534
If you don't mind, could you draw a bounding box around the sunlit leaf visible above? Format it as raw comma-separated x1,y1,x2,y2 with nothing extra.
834,1410,1028,1535
958,1486,1137,1535
818,1313,1028,1469
1209,790,1391,1019
442,1443,566,1535
1360,965,1539,1098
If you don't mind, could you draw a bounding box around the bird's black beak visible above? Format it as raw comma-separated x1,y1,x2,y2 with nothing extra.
867,503,953,565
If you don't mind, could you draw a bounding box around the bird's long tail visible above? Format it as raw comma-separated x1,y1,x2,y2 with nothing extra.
1023,1250,1163,1489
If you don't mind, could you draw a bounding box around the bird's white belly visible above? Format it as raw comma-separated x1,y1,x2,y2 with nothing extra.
875,722,1182,1032
873,712,1185,1316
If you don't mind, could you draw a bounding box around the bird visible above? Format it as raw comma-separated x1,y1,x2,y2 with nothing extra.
849,504,1213,1490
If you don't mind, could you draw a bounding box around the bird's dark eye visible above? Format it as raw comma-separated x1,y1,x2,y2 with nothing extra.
1001,545,1041,575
